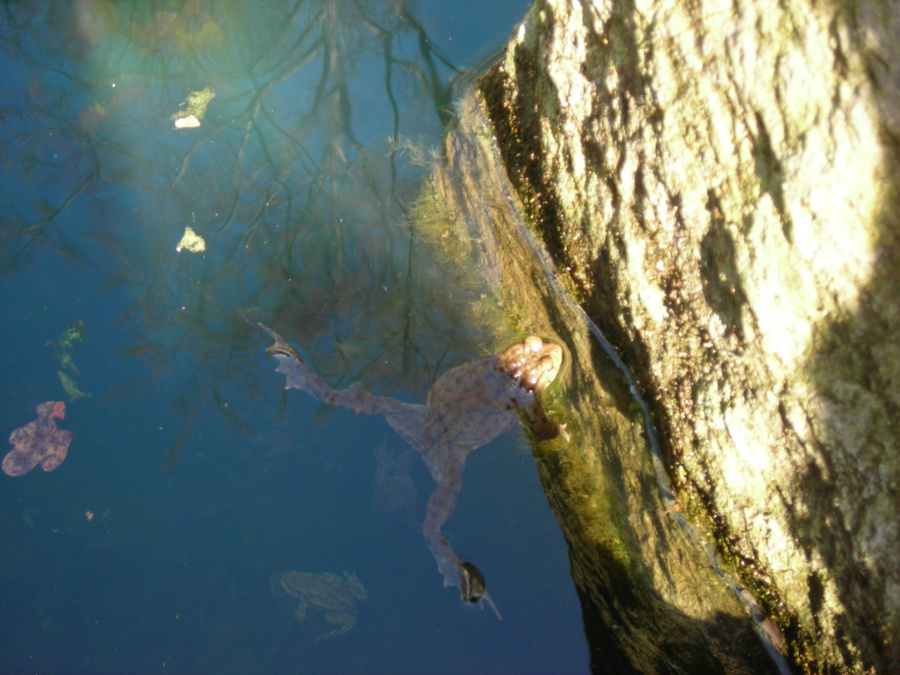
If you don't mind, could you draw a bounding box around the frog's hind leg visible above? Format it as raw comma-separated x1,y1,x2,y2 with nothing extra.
315,613,355,643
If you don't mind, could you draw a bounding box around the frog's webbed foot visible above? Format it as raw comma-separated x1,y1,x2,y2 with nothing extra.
459,561,502,620
459,561,485,602
259,323,325,397
259,323,299,360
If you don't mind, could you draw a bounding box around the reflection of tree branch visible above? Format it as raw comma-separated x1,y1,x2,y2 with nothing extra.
395,3,456,122
8,172,96,262
160,403,198,472
3,0,495,465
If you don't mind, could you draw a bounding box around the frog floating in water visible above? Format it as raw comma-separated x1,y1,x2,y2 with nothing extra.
270,570,368,642
259,324,567,619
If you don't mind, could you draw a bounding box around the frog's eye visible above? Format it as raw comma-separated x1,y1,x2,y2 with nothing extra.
459,561,486,603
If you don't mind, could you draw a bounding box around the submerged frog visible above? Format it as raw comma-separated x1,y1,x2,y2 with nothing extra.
260,324,566,619
270,570,368,642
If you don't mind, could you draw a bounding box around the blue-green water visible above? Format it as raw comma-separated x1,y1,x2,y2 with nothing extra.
0,2,589,673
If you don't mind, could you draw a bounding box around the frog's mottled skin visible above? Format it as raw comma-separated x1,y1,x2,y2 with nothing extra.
260,324,565,619
270,570,368,642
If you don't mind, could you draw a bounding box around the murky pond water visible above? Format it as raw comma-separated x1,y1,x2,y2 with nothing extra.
0,1,590,673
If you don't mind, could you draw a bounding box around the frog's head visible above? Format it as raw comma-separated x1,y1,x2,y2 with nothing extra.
497,335,569,442
495,335,564,395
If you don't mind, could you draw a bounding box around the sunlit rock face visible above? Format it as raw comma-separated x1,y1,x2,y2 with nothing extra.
473,0,900,672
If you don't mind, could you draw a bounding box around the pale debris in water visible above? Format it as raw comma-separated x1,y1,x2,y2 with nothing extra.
171,86,215,129
176,226,206,253
173,114,201,129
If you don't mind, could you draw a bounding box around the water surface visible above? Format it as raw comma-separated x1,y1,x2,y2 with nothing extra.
0,1,589,673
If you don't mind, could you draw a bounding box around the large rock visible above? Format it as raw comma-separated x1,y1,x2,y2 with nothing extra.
431,79,783,675
434,0,899,672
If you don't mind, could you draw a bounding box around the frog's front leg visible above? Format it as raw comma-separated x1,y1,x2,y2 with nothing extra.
316,612,355,643
521,397,570,442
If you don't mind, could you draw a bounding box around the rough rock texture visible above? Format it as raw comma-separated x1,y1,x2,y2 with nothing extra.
467,0,900,672
432,92,781,674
